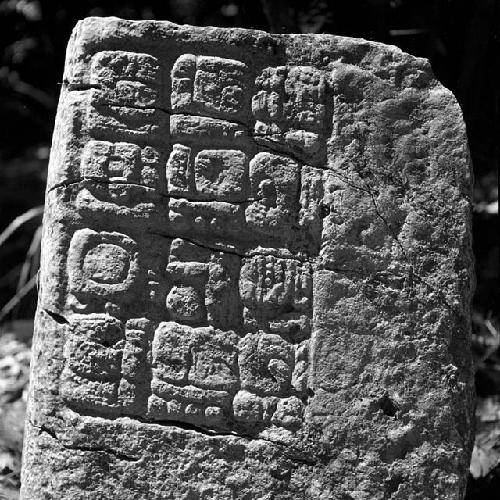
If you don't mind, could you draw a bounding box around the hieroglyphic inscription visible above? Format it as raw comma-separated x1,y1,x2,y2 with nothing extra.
253,65,327,164
67,229,139,302
87,50,165,141
23,19,475,499
81,140,162,189
61,49,330,434
61,315,151,415
171,54,249,118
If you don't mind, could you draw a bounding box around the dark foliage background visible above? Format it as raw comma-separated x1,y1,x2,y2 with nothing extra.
0,1,497,498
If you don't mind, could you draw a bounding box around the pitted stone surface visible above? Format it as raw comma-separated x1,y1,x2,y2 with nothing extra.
21,17,474,499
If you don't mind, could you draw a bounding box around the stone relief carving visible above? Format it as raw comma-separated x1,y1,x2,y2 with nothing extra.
55,48,330,434
22,19,475,500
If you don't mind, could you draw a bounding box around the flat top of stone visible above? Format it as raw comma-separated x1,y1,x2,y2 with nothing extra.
22,17,473,500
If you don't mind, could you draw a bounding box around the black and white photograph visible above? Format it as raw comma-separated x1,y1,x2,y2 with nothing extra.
0,1,497,498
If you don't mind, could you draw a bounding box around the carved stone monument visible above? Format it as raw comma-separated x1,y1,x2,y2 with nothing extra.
21,18,474,499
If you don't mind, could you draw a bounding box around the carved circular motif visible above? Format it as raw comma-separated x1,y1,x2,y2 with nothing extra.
83,243,130,284
166,285,205,323
67,228,139,299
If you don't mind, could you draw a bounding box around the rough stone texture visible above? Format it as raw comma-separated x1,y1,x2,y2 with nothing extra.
21,17,474,499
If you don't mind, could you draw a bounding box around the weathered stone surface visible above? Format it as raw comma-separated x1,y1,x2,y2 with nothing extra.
21,17,474,499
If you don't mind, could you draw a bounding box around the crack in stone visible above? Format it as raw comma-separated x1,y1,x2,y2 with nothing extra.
33,414,327,467
140,416,238,438
102,104,324,168
33,421,141,462
65,85,328,167
90,100,253,132
46,178,86,194
47,177,261,205
47,178,160,196
151,230,313,263
322,170,457,311
248,136,327,169
37,423,58,441
320,266,367,276
45,177,316,261
326,169,408,256
66,83,101,91
63,443,140,462
45,169,454,311
47,178,316,261
43,308,70,325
